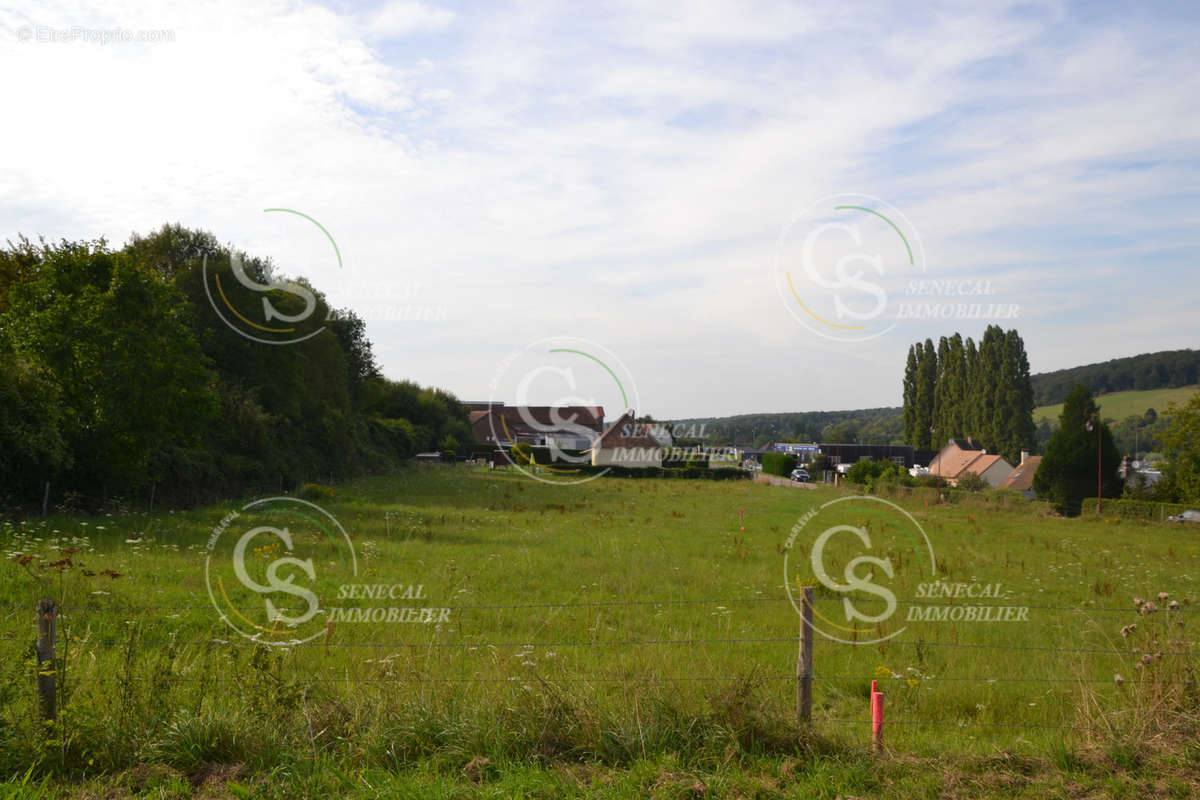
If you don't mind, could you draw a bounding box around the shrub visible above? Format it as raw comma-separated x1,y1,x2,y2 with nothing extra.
298,483,335,502
845,459,899,484
511,443,532,465
955,471,988,492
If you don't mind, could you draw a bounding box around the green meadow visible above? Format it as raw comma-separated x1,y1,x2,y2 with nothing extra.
1035,385,1200,425
2,465,1198,798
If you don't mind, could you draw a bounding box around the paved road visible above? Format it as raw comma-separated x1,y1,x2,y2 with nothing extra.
753,473,821,489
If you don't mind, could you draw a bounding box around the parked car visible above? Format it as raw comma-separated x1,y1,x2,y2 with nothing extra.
790,468,811,482
1167,510,1200,524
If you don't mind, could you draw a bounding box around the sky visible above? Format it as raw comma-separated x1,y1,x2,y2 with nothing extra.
1,0,1198,419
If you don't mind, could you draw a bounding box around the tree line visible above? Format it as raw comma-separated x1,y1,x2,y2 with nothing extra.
1031,348,1199,406
902,326,1035,464
0,225,472,510
671,407,904,449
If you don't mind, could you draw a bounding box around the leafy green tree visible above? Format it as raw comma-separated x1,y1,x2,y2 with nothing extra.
1159,391,1200,504
2,239,218,495
0,347,69,496
0,225,473,507
1033,384,1122,515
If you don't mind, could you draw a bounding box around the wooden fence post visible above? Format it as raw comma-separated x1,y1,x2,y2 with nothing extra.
797,586,814,724
36,599,57,721
42,482,50,516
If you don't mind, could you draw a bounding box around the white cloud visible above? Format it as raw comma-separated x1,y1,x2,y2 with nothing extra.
364,1,453,39
0,0,1197,418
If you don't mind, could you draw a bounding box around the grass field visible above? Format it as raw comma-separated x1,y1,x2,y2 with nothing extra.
2,466,1199,798
1035,385,1200,425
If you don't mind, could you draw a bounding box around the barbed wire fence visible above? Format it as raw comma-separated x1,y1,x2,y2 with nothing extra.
9,589,1193,750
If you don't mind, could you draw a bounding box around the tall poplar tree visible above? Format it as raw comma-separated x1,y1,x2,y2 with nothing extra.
915,338,937,449
903,328,1034,459
963,337,978,435
903,344,919,446
932,336,950,449
993,329,1036,463
971,326,1005,448
943,333,969,443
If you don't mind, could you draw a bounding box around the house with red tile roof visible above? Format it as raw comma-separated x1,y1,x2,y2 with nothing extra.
468,402,604,449
999,453,1042,498
590,410,665,468
928,437,1014,488
960,453,1015,487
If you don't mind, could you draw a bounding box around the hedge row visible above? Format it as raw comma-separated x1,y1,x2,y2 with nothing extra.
523,446,589,464
1079,497,1192,521
517,464,748,481
761,453,797,477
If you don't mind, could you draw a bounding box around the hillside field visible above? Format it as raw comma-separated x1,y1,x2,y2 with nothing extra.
2,466,1199,798
1035,385,1200,426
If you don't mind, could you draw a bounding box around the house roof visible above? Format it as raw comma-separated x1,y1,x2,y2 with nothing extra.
929,442,985,479
961,454,1008,476
470,405,605,441
1000,456,1043,492
591,410,661,450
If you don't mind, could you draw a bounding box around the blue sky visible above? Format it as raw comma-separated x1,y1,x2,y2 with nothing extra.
1,0,1197,418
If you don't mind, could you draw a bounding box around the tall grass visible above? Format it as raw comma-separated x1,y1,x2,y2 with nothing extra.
1,463,1197,791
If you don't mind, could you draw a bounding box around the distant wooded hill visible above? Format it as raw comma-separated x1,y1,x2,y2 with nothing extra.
673,348,1199,447
1029,349,1199,406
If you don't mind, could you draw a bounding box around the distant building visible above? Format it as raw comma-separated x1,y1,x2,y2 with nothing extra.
467,401,604,449
1122,458,1163,489
929,437,1014,488
770,442,919,469
591,410,664,468
771,442,821,459
999,452,1042,499
962,454,1016,488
